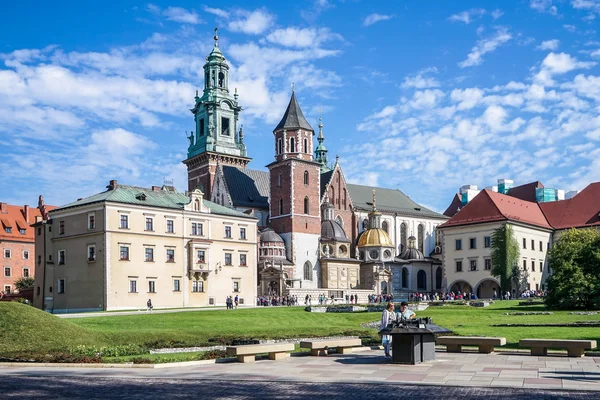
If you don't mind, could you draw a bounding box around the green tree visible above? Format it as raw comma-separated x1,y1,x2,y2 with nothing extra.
511,264,530,294
491,224,520,294
545,228,600,310
14,277,34,292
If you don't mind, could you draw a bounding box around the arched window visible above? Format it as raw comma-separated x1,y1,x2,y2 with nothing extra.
304,138,308,153
402,268,409,289
400,222,407,252
304,261,312,281
194,199,200,211
304,170,309,185
362,219,368,230
417,270,427,291
330,186,335,206
382,221,388,233
279,198,283,215
218,72,225,87
435,267,443,290
205,72,209,88
343,188,347,210
303,197,309,214
277,138,283,155
418,224,424,253
290,137,296,153
335,215,343,228
211,71,216,87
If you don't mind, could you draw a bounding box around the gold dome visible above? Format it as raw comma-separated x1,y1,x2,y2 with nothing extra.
357,228,394,247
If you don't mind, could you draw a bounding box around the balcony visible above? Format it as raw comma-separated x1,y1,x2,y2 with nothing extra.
188,262,212,280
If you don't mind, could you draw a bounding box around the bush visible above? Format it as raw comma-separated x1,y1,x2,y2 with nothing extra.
197,350,228,360
14,277,35,292
0,351,101,363
70,344,148,358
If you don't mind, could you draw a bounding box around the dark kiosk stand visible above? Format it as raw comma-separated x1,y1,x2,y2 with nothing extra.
379,317,452,365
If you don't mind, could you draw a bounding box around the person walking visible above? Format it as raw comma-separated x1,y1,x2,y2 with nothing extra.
381,302,396,359
146,299,153,313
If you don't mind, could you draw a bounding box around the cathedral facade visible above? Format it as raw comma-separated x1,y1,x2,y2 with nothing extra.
184,34,449,300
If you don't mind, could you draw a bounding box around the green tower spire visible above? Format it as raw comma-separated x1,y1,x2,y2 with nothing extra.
315,109,330,172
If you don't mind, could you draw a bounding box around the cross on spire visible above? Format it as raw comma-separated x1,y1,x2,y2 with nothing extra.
214,27,219,46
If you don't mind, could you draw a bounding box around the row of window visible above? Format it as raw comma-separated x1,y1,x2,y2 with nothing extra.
455,237,549,251
3,267,30,277
455,259,493,272
3,249,29,259
277,198,312,215
276,136,311,155
522,259,547,273
127,279,240,294
3,227,27,234
120,246,248,266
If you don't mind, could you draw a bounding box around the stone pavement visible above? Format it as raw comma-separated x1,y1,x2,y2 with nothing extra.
1,349,600,396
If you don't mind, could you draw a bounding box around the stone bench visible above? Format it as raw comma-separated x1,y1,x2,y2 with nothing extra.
437,336,506,354
519,339,597,357
226,343,295,363
300,338,362,356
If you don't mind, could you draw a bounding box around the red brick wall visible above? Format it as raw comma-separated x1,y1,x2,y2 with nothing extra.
1,241,34,294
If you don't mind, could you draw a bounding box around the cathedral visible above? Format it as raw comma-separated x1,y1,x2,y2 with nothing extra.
183,32,448,300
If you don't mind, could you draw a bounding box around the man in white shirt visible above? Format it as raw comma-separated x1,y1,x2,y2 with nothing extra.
397,301,415,322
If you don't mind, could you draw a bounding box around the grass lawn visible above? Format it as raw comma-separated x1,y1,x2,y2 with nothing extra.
2,300,600,357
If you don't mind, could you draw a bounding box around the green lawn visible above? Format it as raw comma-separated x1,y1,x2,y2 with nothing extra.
2,300,600,357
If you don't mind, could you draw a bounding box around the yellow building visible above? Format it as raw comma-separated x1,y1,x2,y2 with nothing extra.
33,180,257,313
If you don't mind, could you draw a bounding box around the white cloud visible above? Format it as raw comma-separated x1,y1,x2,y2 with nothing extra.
536,39,560,50
491,9,504,19
563,24,577,32
571,0,600,14
530,0,558,15
448,9,486,24
363,13,394,26
401,67,440,89
203,6,229,19
264,27,342,48
228,9,274,35
147,4,203,24
411,89,445,109
459,28,512,68
535,52,597,84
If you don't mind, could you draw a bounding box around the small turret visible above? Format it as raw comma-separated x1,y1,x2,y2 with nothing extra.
315,110,330,172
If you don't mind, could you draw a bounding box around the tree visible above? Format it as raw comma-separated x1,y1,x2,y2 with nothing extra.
511,264,529,294
490,224,520,294
545,229,600,310
14,277,35,292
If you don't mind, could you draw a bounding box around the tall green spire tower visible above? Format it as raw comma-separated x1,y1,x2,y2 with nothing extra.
315,111,330,172
183,28,250,198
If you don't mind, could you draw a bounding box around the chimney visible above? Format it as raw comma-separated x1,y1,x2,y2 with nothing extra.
107,180,118,190
152,186,162,192
0,202,6,214
23,205,30,223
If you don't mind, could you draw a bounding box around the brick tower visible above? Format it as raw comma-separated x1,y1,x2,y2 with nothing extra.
267,91,322,288
183,29,250,199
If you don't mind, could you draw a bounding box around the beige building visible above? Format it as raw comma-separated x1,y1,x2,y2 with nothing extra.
33,180,257,313
439,190,555,298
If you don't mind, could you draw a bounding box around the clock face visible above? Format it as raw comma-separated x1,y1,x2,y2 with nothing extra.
369,250,379,260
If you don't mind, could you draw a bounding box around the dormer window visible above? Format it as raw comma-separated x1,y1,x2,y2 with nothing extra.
136,193,147,201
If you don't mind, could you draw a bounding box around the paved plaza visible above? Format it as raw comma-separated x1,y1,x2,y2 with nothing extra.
1,349,600,399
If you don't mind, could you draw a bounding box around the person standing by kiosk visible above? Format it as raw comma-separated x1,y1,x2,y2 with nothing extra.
380,302,396,359
397,301,416,322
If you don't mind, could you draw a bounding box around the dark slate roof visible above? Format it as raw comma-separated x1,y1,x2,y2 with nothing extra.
260,228,284,243
274,91,314,132
321,220,350,242
222,166,270,209
443,193,463,217
347,184,447,220
320,170,334,198
507,181,544,202
399,247,425,261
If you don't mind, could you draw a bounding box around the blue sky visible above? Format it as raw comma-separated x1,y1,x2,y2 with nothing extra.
1,0,599,212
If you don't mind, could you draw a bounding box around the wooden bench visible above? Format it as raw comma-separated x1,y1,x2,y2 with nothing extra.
226,343,295,363
300,338,362,356
437,336,506,354
519,339,597,357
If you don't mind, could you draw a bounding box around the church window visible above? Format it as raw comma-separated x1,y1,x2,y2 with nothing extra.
221,117,230,136
218,72,225,87
304,171,309,185
417,270,427,291
211,71,216,87
382,221,389,233
199,119,204,136
402,268,409,288
362,219,368,230
400,222,407,252
418,224,424,253
277,138,283,155
303,261,312,281
205,72,209,88
330,186,335,206
343,189,347,210
279,198,283,215
290,138,296,153
436,267,443,289
303,197,309,214
335,215,343,227
304,138,308,153
194,199,200,211
278,174,282,187
369,249,379,260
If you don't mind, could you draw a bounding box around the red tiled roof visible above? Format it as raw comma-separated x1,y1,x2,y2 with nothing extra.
0,203,55,243
506,181,544,203
539,182,600,229
443,193,463,217
439,189,552,230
